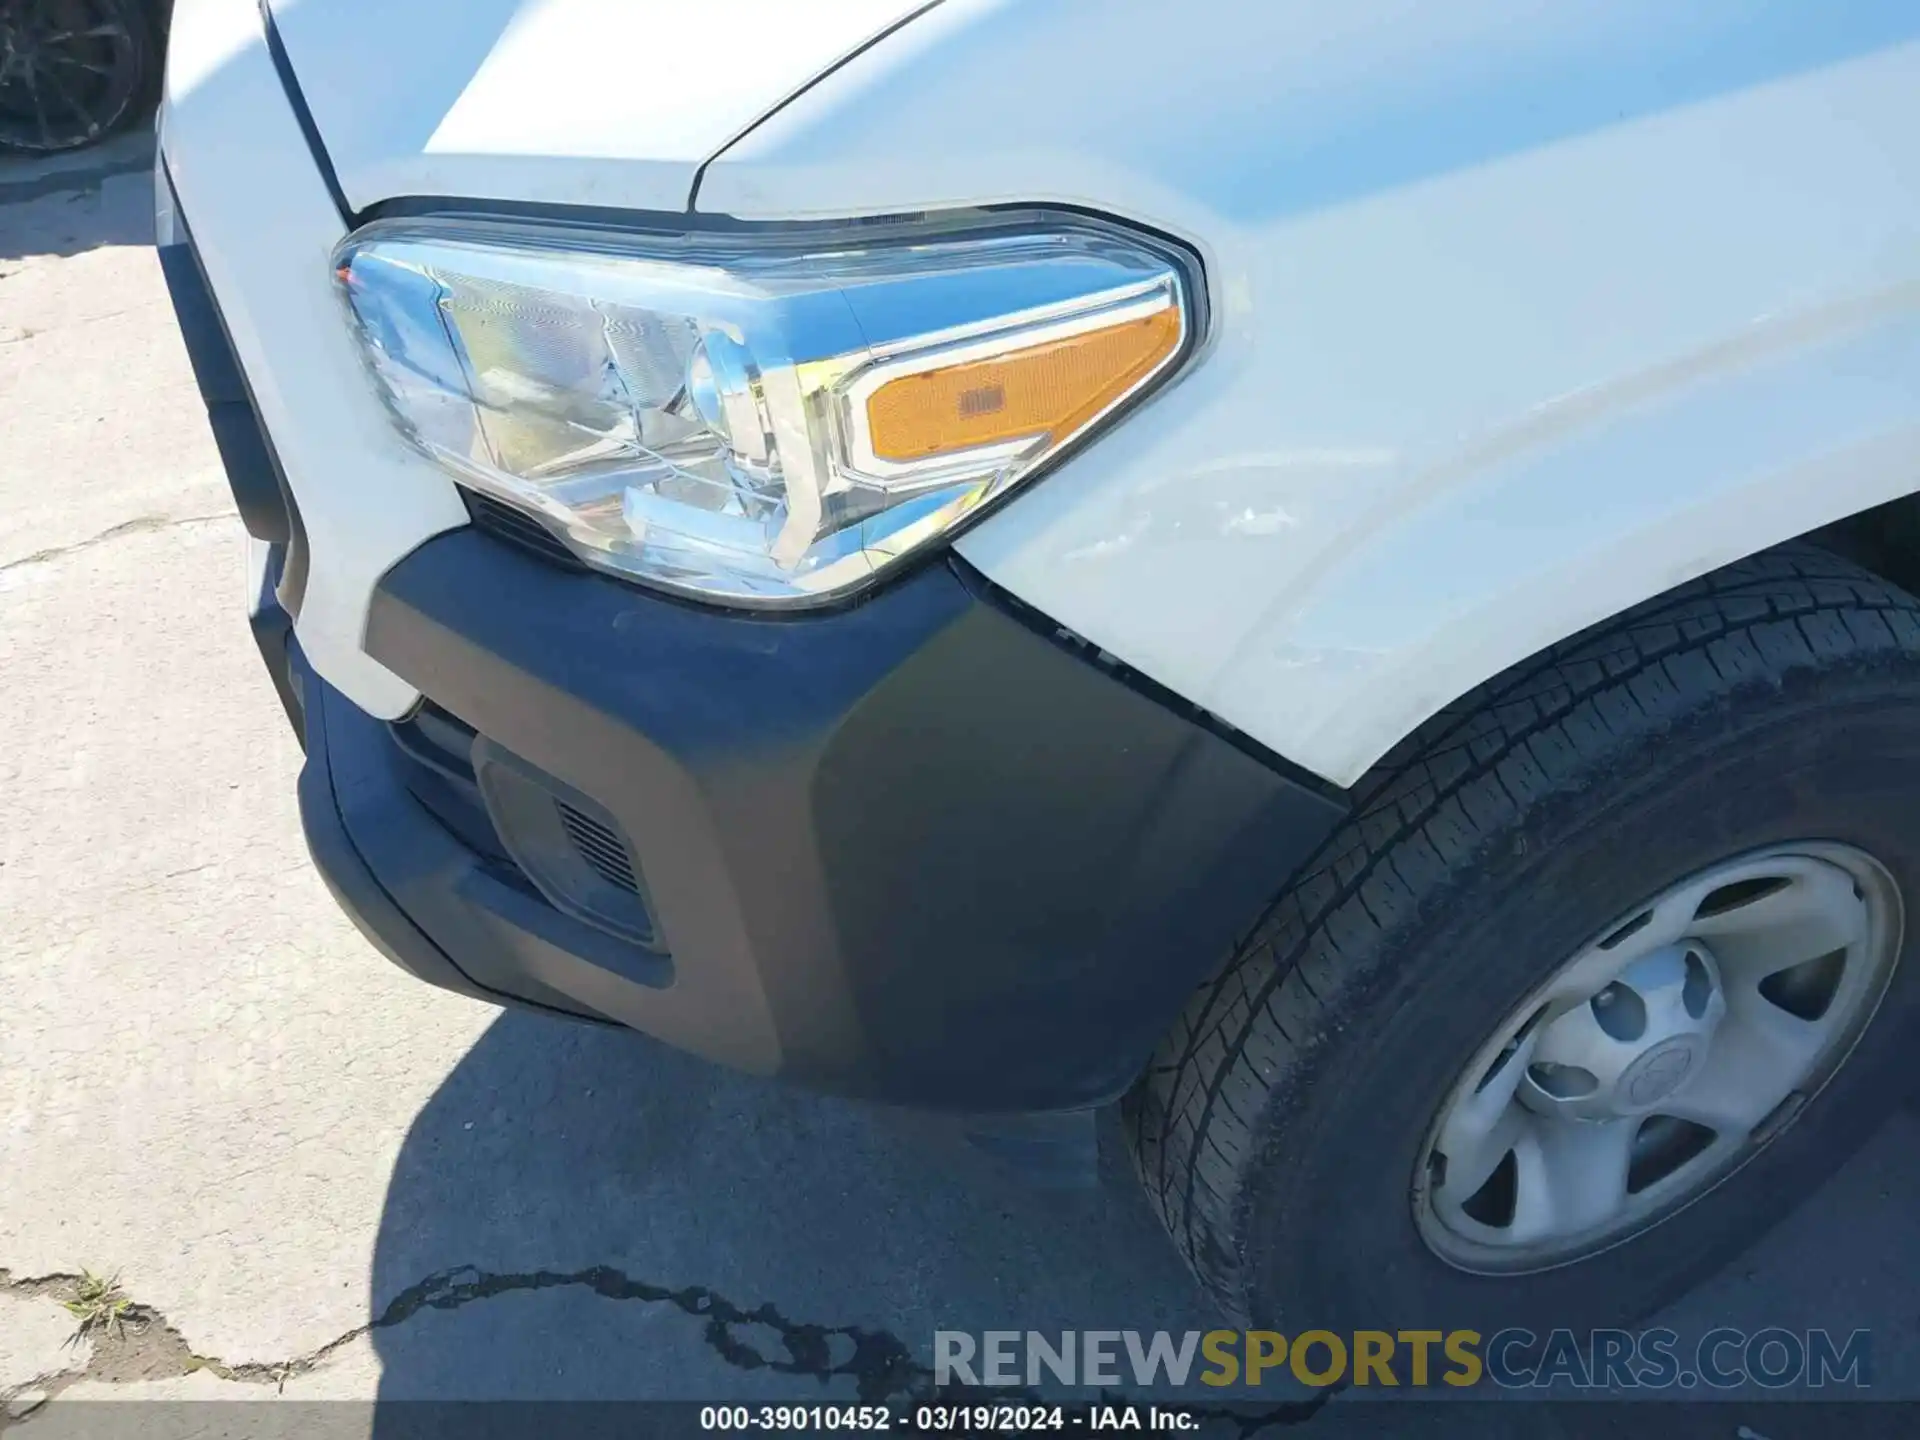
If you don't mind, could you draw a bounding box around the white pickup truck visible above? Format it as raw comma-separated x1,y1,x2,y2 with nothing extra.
156,0,1920,1333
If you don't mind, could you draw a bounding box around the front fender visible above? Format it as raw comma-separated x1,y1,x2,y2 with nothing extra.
697,0,1920,786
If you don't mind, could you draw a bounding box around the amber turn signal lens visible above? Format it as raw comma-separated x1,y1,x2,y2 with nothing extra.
864,303,1183,463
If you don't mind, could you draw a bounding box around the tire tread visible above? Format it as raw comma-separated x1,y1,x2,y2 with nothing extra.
1125,545,1920,1317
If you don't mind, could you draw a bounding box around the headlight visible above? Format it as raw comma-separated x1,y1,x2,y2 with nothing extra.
332,214,1194,606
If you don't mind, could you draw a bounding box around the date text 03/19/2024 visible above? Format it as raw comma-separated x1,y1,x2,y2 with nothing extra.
699,1405,1196,1432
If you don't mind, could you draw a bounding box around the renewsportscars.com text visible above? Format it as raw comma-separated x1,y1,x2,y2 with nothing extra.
934,1328,1871,1391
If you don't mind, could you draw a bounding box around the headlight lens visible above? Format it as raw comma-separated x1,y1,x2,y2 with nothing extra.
332,215,1192,605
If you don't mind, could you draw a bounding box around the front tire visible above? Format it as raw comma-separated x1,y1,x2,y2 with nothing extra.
1126,545,1920,1330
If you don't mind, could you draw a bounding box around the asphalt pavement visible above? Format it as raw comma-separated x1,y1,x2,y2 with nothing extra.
2,130,1918,1434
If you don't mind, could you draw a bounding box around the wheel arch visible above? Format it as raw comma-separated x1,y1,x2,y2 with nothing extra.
1248,338,1920,790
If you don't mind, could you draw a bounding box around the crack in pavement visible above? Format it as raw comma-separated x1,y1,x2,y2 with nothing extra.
0,513,233,576
0,1269,281,1407
0,1266,1330,1433
378,1264,926,1401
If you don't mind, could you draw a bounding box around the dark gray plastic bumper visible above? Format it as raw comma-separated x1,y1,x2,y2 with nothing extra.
285,525,1346,1112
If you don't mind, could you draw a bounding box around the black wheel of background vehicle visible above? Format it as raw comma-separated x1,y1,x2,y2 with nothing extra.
1125,545,1920,1333
0,0,153,155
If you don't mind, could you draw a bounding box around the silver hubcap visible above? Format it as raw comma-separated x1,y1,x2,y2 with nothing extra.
1414,844,1902,1273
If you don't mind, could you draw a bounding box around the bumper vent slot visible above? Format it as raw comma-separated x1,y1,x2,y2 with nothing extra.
557,802,641,896
472,738,661,951
392,701,481,783
388,703,522,874
464,490,583,570
393,708,661,951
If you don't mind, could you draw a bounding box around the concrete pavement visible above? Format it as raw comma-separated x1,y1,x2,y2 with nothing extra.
2,131,1918,1431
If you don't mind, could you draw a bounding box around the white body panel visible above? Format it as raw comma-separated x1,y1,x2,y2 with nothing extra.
160,0,931,718
702,0,1920,784
267,0,930,215
171,0,1920,779
163,0,468,717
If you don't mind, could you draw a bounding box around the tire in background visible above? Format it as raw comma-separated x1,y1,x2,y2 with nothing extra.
0,0,158,155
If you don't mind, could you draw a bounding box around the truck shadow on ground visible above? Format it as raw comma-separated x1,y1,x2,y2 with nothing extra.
0,130,156,261
364,1006,1219,1405
362,1005,1920,1421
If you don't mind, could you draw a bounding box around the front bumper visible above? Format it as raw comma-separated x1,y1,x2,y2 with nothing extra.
163,224,1346,1118
307,529,1342,1111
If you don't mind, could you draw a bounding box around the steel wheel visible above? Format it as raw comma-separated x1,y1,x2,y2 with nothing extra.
1415,843,1902,1274
0,0,146,154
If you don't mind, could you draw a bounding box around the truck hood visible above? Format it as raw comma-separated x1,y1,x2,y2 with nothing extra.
265,0,936,216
